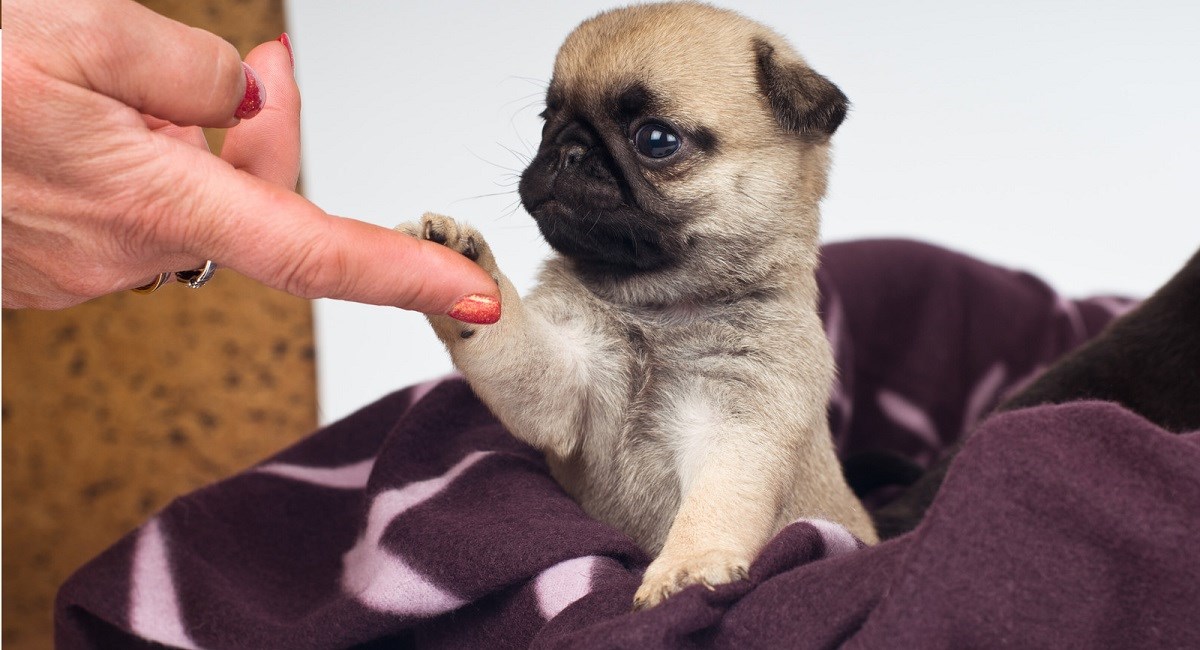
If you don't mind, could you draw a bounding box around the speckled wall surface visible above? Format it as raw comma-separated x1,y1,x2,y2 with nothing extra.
1,2,317,648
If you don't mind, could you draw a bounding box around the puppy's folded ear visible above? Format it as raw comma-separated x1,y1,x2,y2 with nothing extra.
754,38,849,138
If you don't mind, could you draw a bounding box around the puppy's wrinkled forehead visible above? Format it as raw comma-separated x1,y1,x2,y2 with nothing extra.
551,3,787,128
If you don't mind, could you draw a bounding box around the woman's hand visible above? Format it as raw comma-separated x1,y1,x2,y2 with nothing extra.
2,0,500,323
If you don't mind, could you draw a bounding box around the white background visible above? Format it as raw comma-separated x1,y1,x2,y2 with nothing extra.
285,1,1200,424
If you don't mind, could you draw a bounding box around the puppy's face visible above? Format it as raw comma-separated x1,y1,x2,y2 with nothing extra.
518,3,848,291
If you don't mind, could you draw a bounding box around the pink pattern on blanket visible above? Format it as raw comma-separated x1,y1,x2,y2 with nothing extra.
877,389,941,451
535,556,599,620
1055,294,1088,343
408,372,460,409
341,451,490,615
1087,295,1138,319
128,520,198,650
961,362,1009,434
256,457,376,489
800,518,861,557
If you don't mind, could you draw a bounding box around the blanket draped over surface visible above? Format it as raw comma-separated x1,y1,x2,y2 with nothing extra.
56,240,1200,649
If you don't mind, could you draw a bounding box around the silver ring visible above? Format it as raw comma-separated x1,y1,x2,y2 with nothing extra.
175,260,217,289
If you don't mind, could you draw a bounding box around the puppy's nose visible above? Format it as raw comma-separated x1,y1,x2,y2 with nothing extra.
552,121,597,170
558,144,588,170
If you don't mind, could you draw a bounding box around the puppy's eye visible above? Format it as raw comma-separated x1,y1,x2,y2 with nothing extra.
633,122,680,158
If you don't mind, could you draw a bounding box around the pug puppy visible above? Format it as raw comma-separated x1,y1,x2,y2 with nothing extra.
399,2,876,608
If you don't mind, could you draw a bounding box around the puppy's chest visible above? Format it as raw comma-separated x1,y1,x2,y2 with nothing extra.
618,317,757,429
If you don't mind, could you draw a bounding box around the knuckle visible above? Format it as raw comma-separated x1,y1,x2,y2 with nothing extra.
275,234,349,300
69,273,117,301
45,256,118,302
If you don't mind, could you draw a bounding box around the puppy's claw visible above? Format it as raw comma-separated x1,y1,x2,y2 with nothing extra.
423,219,448,245
630,584,672,611
462,235,480,262
403,213,499,277
632,550,751,609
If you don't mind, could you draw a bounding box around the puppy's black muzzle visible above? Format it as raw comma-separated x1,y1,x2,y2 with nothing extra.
519,120,676,274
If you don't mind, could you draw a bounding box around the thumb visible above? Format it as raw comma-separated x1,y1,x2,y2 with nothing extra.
18,0,255,128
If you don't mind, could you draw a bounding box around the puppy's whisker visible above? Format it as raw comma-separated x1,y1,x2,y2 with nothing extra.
498,195,530,221
490,171,521,185
513,99,546,116
499,143,533,166
449,190,518,206
625,223,641,259
498,91,548,112
501,196,523,213
583,208,604,238
466,147,523,175
494,220,538,232
506,75,549,90
509,102,544,154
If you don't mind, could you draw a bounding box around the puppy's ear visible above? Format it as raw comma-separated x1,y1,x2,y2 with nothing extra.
754,39,849,137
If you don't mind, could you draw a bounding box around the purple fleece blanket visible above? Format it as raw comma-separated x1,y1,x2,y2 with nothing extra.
56,240,1200,649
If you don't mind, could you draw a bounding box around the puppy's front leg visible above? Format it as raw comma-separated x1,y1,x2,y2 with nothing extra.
633,426,787,610
397,213,589,460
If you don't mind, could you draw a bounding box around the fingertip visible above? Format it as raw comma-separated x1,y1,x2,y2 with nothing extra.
222,41,300,187
396,236,503,315
446,294,502,325
243,40,296,85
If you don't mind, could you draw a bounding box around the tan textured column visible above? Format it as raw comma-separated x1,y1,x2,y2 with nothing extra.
1,2,318,648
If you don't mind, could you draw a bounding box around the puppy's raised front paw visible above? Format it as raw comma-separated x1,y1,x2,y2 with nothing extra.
395,213,498,276
632,549,750,610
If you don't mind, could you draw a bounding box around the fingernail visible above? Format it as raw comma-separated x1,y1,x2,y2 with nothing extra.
277,33,294,69
448,294,501,325
235,62,265,119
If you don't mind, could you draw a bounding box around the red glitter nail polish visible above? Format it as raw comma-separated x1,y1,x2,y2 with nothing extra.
235,62,265,119
448,294,502,325
277,33,294,69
